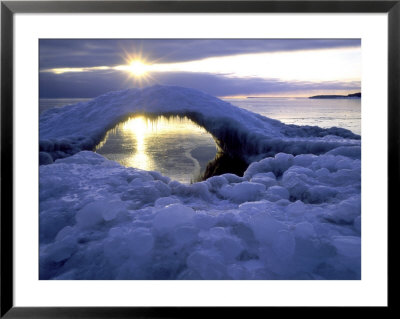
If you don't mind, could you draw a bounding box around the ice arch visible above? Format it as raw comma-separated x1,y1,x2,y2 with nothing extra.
39,85,360,165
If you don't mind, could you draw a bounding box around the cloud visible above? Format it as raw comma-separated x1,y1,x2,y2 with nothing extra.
39,70,360,98
39,39,361,69
151,72,360,96
39,70,132,98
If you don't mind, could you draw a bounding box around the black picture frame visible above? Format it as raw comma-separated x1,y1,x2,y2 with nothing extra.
1,0,397,317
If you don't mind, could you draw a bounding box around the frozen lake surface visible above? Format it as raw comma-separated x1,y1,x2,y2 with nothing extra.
223,97,360,135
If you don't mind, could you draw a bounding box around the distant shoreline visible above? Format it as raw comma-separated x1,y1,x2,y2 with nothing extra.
309,92,361,99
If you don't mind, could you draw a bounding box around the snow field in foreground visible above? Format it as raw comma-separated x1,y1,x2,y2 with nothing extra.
40,150,361,280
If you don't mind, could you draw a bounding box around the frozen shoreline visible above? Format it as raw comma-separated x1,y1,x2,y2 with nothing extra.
39,85,360,164
39,86,361,280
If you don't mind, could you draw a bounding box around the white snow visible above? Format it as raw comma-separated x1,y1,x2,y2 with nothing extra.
39,86,361,280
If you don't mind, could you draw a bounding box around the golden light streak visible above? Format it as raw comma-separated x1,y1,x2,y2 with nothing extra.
121,117,151,170
117,116,208,171
44,66,111,74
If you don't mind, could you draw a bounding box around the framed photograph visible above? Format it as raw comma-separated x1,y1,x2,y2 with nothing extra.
1,0,396,317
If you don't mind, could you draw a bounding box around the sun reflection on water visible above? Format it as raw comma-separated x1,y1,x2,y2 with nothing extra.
95,115,218,183
121,117,151,171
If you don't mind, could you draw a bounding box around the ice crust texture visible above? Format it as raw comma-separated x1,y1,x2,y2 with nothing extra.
39,86,361,280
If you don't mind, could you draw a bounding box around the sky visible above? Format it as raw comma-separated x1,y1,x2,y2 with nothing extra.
39,39,361,98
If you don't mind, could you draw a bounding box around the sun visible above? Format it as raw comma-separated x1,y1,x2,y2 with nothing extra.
118,50,156,85
128,60,149,77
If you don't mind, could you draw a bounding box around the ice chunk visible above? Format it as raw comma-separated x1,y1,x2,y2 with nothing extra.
102,201,126,221
227,264,249,280
148,170,171,184
265,185,290,201
293,154,317,167
304,185,337,204
193,212,218,230
294,222,316,239
332,236,361,258
271,153,294,176
189,181,212,200
154,196,180,208
56,150,105,165
325,195,361,224
121,185,162,204
186,250,227,279
173,226,199,246
281,170,310,200
103,237,128,266
126,228,154,256
76,201,105,228
214,236,243,261
44,237,77,263
219,182,266,203
238,200,277,215
108,227,124,238
206,175,228,191
39,152,53,165
153,204,195,234
326,146,361,159
250,174,276,188
315,167,330,177
128,172,154,184
220,173,243,183
248,212,286,244
244,158,272,179
335,158,355,170
286,200,307,216
76,199,125,228
272,230,296,260
55,225,74,241
153,180,172,197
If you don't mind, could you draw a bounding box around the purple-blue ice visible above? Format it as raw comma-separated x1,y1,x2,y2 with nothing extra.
39,86,361,280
